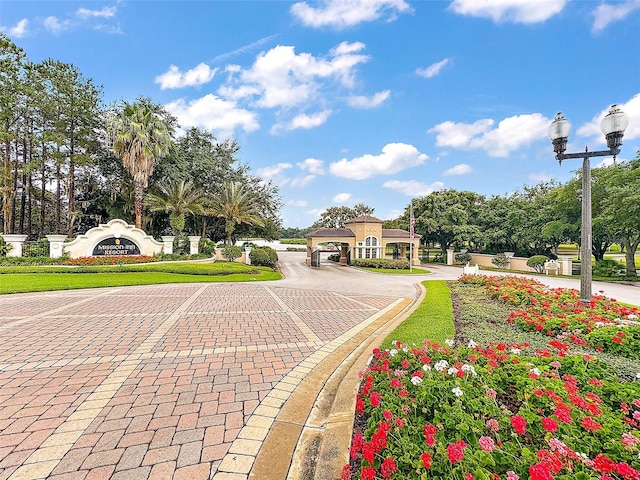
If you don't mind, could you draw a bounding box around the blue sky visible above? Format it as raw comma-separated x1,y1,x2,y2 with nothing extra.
1,0,639,228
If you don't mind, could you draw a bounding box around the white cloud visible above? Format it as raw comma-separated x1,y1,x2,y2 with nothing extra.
592,1,640,32
576,94,640,144
416,58,450,79
76,6,117,19
274,110,332,133
383,180,445,196
165,94,259,138
429,113,550,157
291,0,412,28
329,143,428,180
155,63,217,90
298,158,325,175
219,42,370,110
288,200,309,208
528,172,553,182
449,0,567,23
43,16,68,34
290,175,316,188
595,158,617,168
347,90,390,108
257,163,293,181
4,19,28,38
333,193,352,203
443,163,472,176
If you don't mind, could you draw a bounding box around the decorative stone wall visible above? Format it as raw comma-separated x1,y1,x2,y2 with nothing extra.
62,219,164,259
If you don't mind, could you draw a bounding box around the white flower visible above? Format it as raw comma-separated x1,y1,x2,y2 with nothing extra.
402,347,409,353
434,360,449,372
530,367,541,377
422,364,432,371
462,364,477,376
411,376,423,386
510,348,521,355
467,339,477,348
452,386,464,397
629,314,638,320
389,349,398,357
445,339,455,347
636,372,640,380
447,367,459,376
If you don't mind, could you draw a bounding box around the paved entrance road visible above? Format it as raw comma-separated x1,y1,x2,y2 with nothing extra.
0,252,637,480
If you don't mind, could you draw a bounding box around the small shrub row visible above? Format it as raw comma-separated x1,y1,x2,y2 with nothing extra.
352,258,409,270
249,246,279,269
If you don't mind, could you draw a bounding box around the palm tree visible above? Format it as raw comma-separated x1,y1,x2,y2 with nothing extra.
107,99,173,229
210,181,264,244
145,179,206,236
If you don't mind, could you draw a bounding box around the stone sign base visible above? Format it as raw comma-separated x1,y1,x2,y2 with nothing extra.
62,219,164,259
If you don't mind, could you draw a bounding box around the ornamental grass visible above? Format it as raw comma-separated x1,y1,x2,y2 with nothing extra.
345,276,640,480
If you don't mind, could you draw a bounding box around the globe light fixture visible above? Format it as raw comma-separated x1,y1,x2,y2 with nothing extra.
548,105,628,303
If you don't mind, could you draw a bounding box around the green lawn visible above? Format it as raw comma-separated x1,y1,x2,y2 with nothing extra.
0,262,281,294
380,280,454,349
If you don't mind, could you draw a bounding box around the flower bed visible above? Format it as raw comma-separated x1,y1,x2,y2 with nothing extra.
345,276,640,479
61,255,156,266
458,275,640,359
345,340,640,479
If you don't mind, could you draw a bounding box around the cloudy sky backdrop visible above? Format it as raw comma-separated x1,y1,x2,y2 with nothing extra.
2,0,639,226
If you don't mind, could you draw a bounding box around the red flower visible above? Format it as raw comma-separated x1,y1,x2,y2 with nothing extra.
446,440,467,464
529,463,554,480
361,466,376,480
421,452,432,469
369,391,382,407
341,464,351,480
380,458,397,479
466,474,475,480
510,415,527,435
541,417,558,432
423,424,437,446
594,454,616,474
362,442,375,463
614,462,640,479
581,416,602,431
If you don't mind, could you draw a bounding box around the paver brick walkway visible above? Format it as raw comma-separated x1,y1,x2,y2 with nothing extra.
0,283,402,480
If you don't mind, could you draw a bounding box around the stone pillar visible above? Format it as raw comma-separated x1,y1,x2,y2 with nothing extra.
161,236,175,255
504,252,515,270
46,235,67,258
339,245,348,265
446,248,455,265
559,255,573,276
215,247,223,261
2,234,28,257
188,236,200,255
245,247,252,265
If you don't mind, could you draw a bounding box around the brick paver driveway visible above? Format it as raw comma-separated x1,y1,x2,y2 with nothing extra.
0,254,414,480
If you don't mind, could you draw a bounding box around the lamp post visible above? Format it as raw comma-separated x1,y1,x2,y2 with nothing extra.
548,105,629,303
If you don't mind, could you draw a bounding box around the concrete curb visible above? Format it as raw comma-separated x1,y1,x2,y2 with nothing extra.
247,283,426,480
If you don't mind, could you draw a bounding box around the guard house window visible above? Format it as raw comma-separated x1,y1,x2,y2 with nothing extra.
364,236,379,259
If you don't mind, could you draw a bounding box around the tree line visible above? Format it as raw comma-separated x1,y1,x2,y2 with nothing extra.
384,155,640,277
0,33,281,244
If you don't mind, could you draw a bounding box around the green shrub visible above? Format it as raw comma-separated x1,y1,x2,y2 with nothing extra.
279,238,306,245
526,254,549,273
491,252,510,269
352,258,409,269
222,245,243,262
454,252,472,264
199,238,217,256
327,253,340,262
593,258,626,277
249,246,278,269
0,238,12,257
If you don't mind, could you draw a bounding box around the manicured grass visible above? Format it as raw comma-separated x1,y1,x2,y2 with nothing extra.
359,267,431,275
380,280,454,349
0,262,281,294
